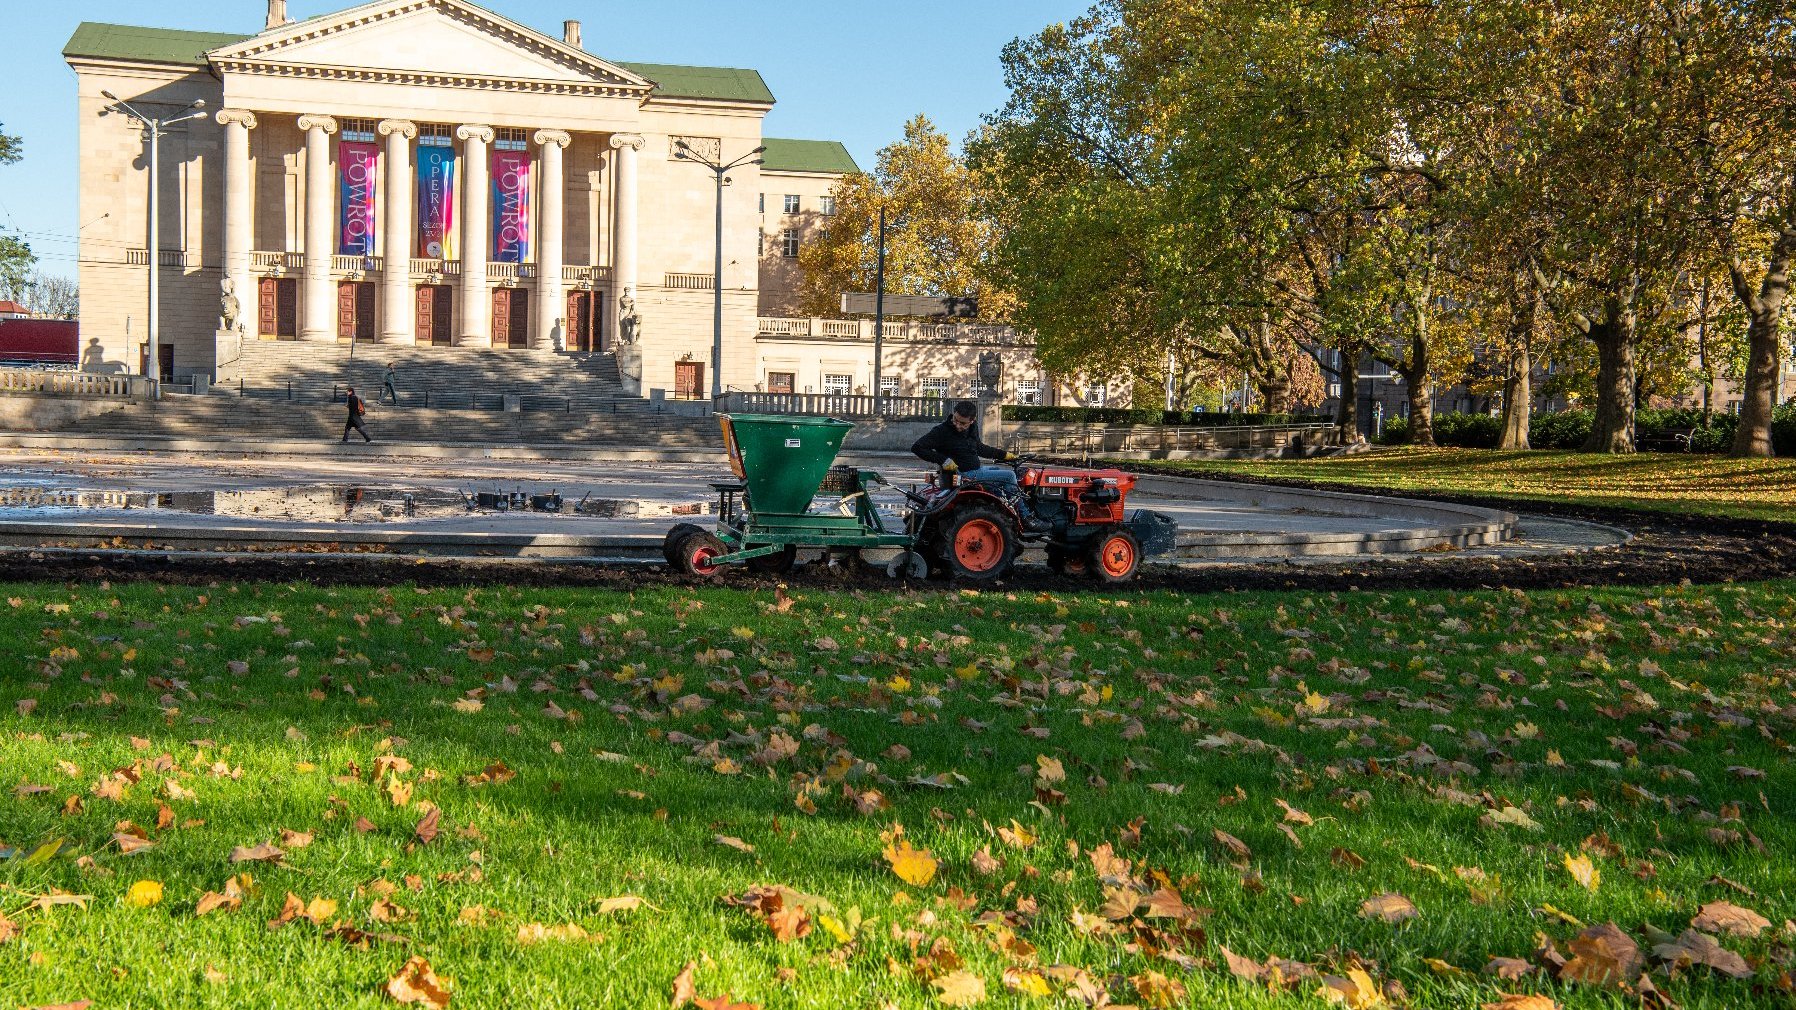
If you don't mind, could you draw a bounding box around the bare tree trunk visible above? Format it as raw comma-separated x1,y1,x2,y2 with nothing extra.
1582,303,1636,454
1336,349,1361,440
1256,375,1292,415
1729,230,1792,457
1499,287,1535,450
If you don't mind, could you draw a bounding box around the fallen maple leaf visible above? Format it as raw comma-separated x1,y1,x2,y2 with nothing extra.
125,880,163,907
1559,923,1643,988
515,922,595,944
767,903,811,943
931,970,986,1006
595,895,656,914
670,960,697,1009
1317,968,1384,1008
414,808,440,845
883,838,938,887
713,834,755,853
228,842,285,865
1360,893,1419,923
1651,929,1752,979
1692,900,1770,939
1562,853,1600,891
195,891,240,916
1481,995,1559,1010
385,955,452,1008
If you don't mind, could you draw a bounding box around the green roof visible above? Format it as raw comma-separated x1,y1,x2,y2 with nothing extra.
64,22,248,67
760,139,860,175
615,62,774,105
62,22,778,105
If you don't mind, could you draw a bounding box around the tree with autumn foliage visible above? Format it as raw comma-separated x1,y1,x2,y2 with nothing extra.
796,116,1012,321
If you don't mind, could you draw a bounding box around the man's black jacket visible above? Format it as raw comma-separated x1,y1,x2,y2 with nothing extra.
346,393,366,418
911,418,1004,471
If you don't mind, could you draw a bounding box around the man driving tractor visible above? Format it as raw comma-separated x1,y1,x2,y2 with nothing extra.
911,400,1050,531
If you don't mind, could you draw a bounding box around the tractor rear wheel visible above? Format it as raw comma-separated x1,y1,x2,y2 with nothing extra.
940,505,1018,582
672,529,728,578
1087,527,1141,583
746,544,798,574
663,523,707,568
1045,544,1089,577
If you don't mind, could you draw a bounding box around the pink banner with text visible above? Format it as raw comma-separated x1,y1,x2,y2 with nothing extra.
337,142,379,256
491,151,531,263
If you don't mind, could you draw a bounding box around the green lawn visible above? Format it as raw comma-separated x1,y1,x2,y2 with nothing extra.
1152,447,1796,522
2,579,1792,1008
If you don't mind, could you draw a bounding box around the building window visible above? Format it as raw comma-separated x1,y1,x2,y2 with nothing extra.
969,378,994,398
1017,378,1042,405
819,196,835,216
757,232,764,257
784,194,800,215
758,193,765,214
418,123,453,148
495,128,528,152
879,375,901,397
781,229,800,258
767,371,795,394
339,119,376,143
921,377,949,399
1086,382,1107,407
822,373,853,396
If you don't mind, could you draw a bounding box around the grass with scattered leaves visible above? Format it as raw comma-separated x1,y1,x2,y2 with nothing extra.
1151,448,1796,521
1,578,1793,1009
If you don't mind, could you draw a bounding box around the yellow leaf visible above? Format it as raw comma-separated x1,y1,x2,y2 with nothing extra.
126,880,164,907
1001,968,1051,997
305,897,339,924
1034,755,1065,784
1317,968,1385,1008
595,895,655,914
931,970,986,1006
452,699,483,714
1563,853,1600,891
883,838,938,887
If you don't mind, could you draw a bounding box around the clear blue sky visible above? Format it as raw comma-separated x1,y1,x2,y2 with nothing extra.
0,0,1091,279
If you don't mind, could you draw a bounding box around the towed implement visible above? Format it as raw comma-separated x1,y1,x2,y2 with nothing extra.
664,413,1176,581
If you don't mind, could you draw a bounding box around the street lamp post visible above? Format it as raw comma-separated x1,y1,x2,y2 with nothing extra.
675,141,765,400
101,91,207,390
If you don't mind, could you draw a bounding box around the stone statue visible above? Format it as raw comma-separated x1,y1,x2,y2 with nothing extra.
218,277,242,333
618,290,642,346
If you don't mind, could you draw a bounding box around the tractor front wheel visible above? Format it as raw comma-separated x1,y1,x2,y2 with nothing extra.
1087,527,1141,583
940,506,1018,582
672,529,728,578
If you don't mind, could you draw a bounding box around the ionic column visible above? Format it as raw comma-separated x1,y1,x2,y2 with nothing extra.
216,109,258,336
533,130,570,349
298,114,338,342
456,125,493,346
377,119,417,343
608,133,644,342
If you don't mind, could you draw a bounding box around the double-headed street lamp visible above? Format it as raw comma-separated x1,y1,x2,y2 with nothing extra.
674,140,764,400
101,92,207,387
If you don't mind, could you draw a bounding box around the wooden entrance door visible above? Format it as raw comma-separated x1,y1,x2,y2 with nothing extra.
767,371,795,394
493,288,529,349
140,343,176,381
415,286,452,346
565,290,603,352
674,361,704,400
258,277,298,339
337,282,375,342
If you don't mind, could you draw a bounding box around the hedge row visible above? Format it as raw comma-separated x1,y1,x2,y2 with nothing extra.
1003,406,1332,427
1378,405,1796,454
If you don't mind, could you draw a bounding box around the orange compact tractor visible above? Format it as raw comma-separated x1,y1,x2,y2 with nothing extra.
900,461,1178,582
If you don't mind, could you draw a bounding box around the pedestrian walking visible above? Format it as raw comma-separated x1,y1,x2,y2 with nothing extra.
381,361,399,405
341,386,373,443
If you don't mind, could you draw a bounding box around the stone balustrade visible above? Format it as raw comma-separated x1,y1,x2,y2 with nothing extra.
755,317,1034,346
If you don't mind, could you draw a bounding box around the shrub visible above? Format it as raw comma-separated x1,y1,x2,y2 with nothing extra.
1773,402,1796,456
1531,409,1593,450
1002,405,1331,427
1423,411,1504,449
1376,416,1410,445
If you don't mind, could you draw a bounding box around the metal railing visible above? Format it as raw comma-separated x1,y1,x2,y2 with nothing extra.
1007,422,1340,456
713,391,953,421
0,368,157,398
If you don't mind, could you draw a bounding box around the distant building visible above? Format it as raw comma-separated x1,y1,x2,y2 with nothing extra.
0,301,31,320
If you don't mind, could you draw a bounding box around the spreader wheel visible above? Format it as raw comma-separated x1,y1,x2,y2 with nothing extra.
940,505,1018,582
886,550,930,580
746,544,798,574
672,529,728,577
1045,544,1089,577
663,523,707,567
1087,527,1141,583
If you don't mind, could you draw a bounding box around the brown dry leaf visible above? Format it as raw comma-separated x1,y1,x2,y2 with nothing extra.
0,909,17,945
268,892,306,930
996,820,1036,849
414,808,441,845
279,829,314,850
385,955,452,1008
1481,995,1560,1010
1132,970,1187,1007
713,834,755,854
670,960,698,1009
1275,798,1314,826
1219,945,1264,981
1212,829,1251,863
1317,968,1385,1008
1691,900,1770,939
970,847,1002,877
1484,957,1534,980
930,970,986,1006
112,832,155,856
1559,923,1643,988
1360,893,1419,924
194,891,241,916
1651,929,1752,979
516,922,596,945
228,842,285,865
883,839,938,887
1034,755,1065,785
369,898,412,923
691,996,759,1010
767,903,811,943
596,895,656,914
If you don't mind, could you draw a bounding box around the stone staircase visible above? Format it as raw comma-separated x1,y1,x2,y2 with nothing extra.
51,396,721,450
220,341,637,412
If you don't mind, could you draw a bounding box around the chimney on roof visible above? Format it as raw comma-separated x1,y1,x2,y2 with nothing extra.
265,0,292,31
563,20,582,49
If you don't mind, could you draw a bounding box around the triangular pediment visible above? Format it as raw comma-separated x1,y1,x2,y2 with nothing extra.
208,0,652,95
